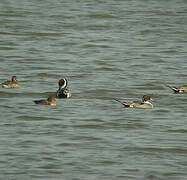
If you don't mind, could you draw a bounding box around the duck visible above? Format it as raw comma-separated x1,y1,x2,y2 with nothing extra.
166,85,187,93
1,76,20,88
33,96,56,106
114,95,153,109
56,78,71,98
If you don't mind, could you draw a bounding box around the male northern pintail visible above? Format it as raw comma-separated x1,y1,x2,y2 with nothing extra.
115,95,153,109
33,96,56,106
56,78,71,98
1,76,20,88
166,85,187,93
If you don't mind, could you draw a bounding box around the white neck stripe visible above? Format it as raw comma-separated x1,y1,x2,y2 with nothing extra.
60,79,67,89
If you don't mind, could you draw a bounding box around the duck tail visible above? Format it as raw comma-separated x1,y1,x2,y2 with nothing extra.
113,98,124,105
165,84,172,89
165,84,179,93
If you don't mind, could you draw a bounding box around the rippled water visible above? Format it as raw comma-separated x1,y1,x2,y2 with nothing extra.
0,0,187,179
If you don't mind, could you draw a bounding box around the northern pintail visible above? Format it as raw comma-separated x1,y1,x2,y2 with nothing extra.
166,85,187,93
56,78,71,98
115,95,153,109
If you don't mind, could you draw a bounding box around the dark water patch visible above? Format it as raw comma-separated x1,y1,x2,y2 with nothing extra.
135,83,166,91
153,109,170,114
132,147,187,154
129,63,152,69
107,122,149,129
0,105,15,109
70,136,102,141
0,91,54,98
16,130,33,135
0,46,15,50
53,41,78,47
35,73,59,78
97,160,120,165
0,13,25,18
93,59,113,66
159,49,180,54
86,118,104,123
144,173,165,180
140,29,163,35
1,123,19,127
28,32,61,37
82,43,111,49
168,129,187,134
73,124,105,129
78,24,115,31
38,164,61,170
42,157,57,161
17,116,60,121
95,67,122,72
63,162,80,166
0,31,14,35
56,143,75,147
18,140,43,146
36,130,64,136
0,41,18,47
29,65,55,70
43,123,68,129
178,161,187,166
50,14,75,19
45,170,63,175
1,55,23,60
3,152,20,157
161,172,187,178
89,38,114,43
0,91,23,98
87,13,117,19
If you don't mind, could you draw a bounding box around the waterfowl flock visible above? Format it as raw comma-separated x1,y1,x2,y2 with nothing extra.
1,76,71,106
1,76,186,108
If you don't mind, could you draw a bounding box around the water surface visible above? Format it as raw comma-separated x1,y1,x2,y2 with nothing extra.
0,0,187,179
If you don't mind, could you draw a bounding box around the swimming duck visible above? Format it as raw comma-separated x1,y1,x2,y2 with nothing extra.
33,96,56,106
166,85,187,93
1,76,20,88
56,78,71,98
114,95,153,109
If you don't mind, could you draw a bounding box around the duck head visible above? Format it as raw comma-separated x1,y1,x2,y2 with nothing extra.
142,95,152,103
47,96,56,106
12,76,17,82
58,78,68,90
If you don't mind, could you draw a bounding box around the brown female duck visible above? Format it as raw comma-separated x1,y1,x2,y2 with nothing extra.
33,96,56,106
1,76,20,88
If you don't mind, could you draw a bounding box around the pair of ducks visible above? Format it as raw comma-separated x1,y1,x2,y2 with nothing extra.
34,78,71,106
114,84,187,109
1,76,71,106
1,76,187,109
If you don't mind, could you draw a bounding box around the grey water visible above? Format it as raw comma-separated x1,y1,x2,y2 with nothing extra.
0,0,187,179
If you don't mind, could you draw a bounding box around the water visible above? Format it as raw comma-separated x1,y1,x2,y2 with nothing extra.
0,0,187,179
